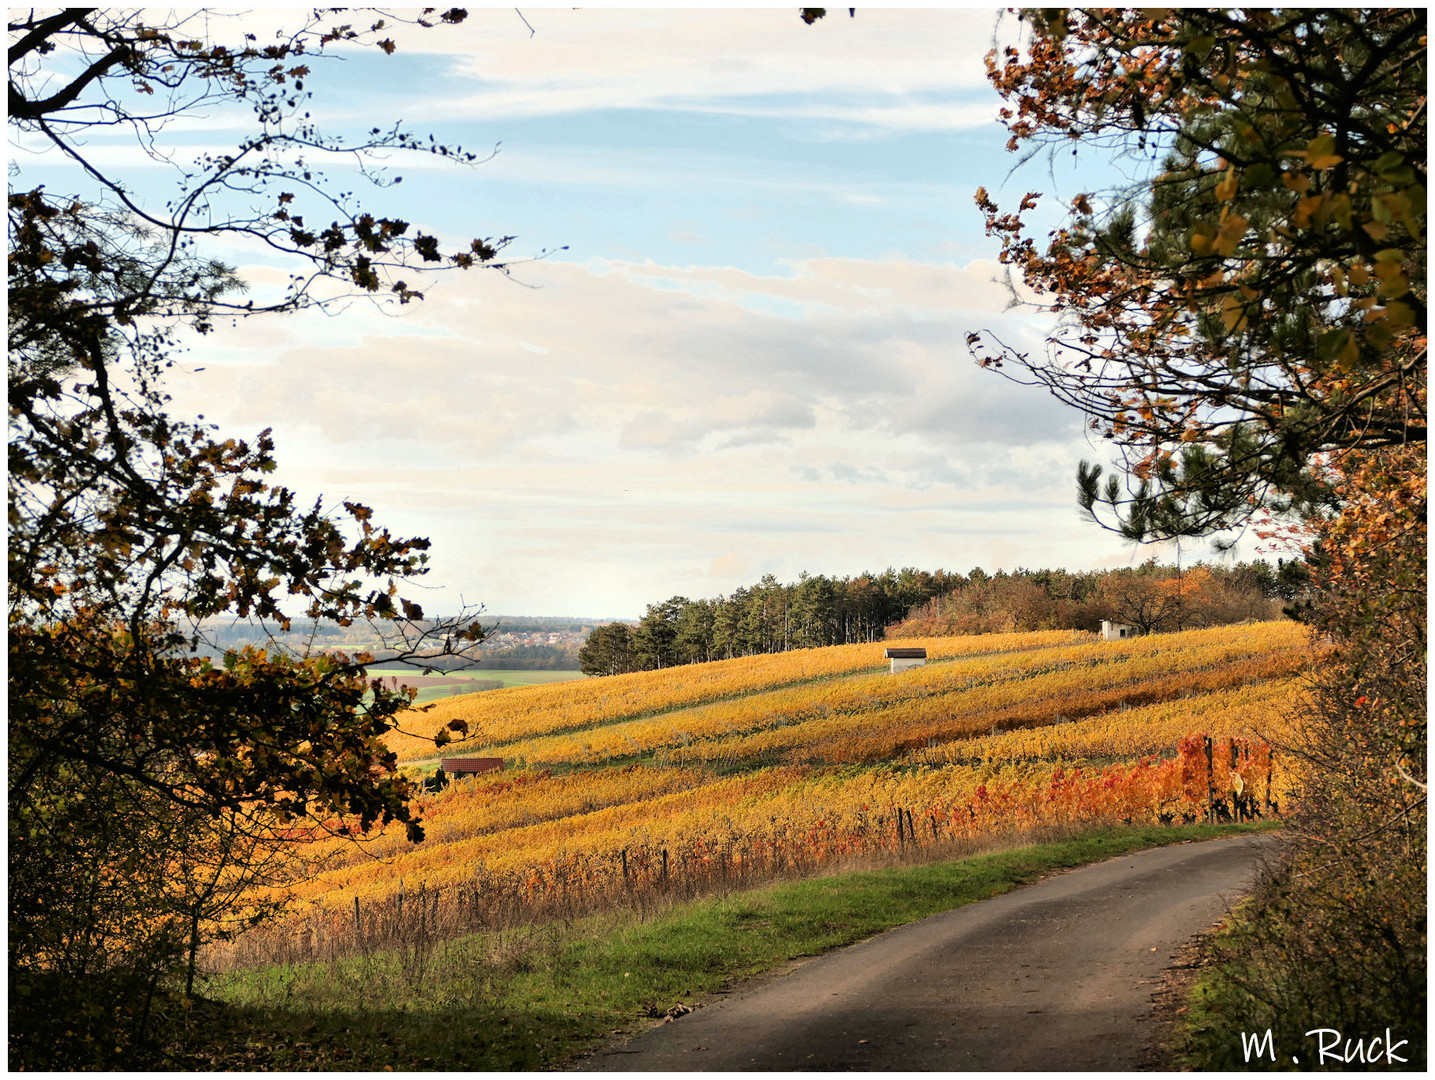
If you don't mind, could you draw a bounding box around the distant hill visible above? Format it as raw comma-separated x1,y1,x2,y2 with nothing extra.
188,614,610,670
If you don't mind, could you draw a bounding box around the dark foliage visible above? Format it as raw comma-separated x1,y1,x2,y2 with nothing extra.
9,8,510,1066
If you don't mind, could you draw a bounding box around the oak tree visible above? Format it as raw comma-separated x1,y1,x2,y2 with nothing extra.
972,8,1425,540
9,8,513,1064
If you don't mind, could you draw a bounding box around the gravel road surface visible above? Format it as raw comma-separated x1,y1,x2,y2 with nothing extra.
579,833,1279,1071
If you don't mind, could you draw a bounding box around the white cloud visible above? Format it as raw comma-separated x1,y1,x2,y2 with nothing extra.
369,8,1012,130
164,249,1113,613
172,253,1072,461
19,5,1216,617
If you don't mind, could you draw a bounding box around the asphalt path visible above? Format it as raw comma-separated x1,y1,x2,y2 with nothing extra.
579,833,1280,1071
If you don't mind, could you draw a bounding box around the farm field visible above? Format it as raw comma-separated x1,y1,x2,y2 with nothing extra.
474,669,586,688
213,621,1312,971
365,667,584,706
384,629,1085,763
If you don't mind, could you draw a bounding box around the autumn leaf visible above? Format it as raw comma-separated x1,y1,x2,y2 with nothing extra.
1220,292,1249,334
1304,132,1343,170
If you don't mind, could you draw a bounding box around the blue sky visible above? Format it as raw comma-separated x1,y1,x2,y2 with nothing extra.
15,6,1254,618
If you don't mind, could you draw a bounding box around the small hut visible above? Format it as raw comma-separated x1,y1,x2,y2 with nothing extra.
884,646,927,674
1100,620,1138,641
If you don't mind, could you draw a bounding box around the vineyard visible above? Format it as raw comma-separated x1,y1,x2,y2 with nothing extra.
212,621,1311,969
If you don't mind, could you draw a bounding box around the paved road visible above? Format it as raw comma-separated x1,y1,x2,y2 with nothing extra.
580,833,1279,1071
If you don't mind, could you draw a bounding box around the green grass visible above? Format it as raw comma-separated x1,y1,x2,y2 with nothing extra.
192,823,1271,1070
1169,903,1285,1071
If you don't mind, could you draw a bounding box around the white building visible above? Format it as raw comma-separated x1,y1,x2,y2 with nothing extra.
1101,620,1139,641
884,646,927,673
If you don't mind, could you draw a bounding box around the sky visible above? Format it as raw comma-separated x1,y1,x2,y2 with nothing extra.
16,6,1260,618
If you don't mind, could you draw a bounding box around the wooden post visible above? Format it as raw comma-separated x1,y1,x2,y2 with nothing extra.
905,809,915,844
661,848,668,883
1264,750,1274,818
1228,740,1239,814
1204,736,1215,824
896,809,905,850
354,895,362,939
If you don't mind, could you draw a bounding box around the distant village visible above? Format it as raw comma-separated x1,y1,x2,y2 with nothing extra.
192,615,603,670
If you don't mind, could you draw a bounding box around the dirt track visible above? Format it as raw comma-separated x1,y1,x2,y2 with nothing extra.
579,833,1279,1071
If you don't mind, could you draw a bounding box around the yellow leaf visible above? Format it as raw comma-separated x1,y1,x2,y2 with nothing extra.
1377,191,1415,231
1293,193,1324,228
1221,292,1249,333
1319,192,1353,230
1305,132,1342,170
1214,168,1238,202
1374,263,1409,300
1213,215,1249,256
1382,300,1414,328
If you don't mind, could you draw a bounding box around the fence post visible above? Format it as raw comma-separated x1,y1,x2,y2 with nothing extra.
1204,736,1214,824
354,895,361,939
1265,750,1274,818
1229,740,1242,820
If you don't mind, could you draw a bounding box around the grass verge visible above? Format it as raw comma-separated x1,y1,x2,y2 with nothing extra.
174,822,1272,1071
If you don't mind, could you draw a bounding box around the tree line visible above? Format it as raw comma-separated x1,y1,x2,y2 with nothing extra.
580,567,956,676
577,559,1304,676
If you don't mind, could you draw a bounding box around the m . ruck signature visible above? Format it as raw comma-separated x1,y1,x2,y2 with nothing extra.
1241,1027,1410,1066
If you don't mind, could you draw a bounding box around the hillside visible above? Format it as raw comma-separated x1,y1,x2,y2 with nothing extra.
214,621,1310,968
